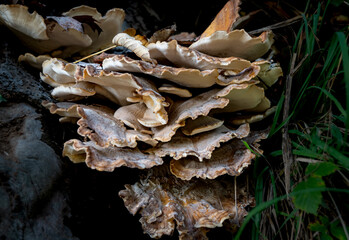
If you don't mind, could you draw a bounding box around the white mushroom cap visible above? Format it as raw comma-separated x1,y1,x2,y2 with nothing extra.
190,29,274,61
0,4,48,40
64,6,125,55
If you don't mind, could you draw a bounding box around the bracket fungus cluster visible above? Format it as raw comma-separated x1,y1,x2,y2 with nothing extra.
3,1,283,239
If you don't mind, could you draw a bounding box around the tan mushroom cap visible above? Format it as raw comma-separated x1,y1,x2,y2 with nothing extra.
42,101,114,123
42,58,76,84
253,60,283,87
63,139,163,171
82,65,168,114
64,6,125,55
103,55,258,88
151,89,228,142
42,58,168,121
148,24,176,43
76,107,157,148
190,29,274,61
119,166,254,239
248,96,271,112
148,124,249,161
230,106,277,125
18,53,52,70
0,4,48,40
168,32,197,45
0,4,126,57
152,81,259,142
181,115,224,136
170,130,268,180
158,83,192,98
50,82,96,101
113,103,153,134
45,16,93,51
213,83,265,113
1,4,93,55
147,40,252,71
103,55,219,88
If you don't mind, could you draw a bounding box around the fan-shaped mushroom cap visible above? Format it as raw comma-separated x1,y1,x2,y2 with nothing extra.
170,130,268,180
168,32,197,45
113,103,153,134
190,30,274,61
18,53,52,70
148,124,249,161
64,6,125,55
42,101,114,123
253,60,283,87
181,116,224,136
151,89,228,142
158,84,192,98
114,101,168,130
147,24,176,43
82,65,168,112
230,106,276,125
0,4,126,57
50,82,96,101
42,58,76,84
152,81,260,142
119,166,254,239
147,40,252,71
42,59,168,121
44,16,93,54
63,5,102,19
63,139,163,171
0,4,48,40
103,55,219,88
248,96,271,112
213,83,265,113
103,55,258,88
0,4,93,55
76,107,157,148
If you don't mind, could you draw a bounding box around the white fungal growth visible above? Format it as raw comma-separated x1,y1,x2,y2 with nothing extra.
112,33,156,64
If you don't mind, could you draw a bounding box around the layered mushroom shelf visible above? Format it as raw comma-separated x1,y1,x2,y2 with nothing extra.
0,2,283,239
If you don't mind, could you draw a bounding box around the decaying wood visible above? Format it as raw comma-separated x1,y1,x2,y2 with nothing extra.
199,0,241,39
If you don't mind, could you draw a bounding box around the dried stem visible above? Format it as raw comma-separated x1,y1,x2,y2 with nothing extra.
73,45,117,64
282,53,297,194
328,191,349,239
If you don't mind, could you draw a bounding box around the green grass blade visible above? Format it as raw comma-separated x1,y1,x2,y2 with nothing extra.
269,93,285,137
313,137,349,169
308,86,347,118
251,167,269,239
233,188,349,240
272,209,297,240
336,32,349,130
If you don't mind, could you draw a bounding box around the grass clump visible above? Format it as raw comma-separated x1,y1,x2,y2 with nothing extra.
235,0,349,239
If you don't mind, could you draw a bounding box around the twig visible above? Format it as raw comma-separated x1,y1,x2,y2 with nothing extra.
248,15,302,35
234,176,239,223
338,170,349,187
295,210,303,240
295,157,322,163
328,191,349,240
282,53,297,194
73,45,117,64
